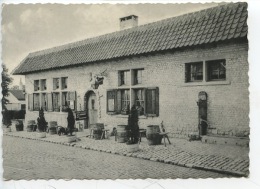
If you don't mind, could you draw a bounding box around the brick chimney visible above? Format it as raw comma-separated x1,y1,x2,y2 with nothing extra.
119,15,138,30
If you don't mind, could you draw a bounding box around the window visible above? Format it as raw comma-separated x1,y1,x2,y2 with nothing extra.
119,70,130,85
62,92,68,111
67,91,76,110
33,93,40,111
53,92,60,112
34,80,40,91
134,89,145,115
184,59,227,84
40,79,47,91
207,60,226,81
121,90,130,114
53,78,60,90
108,68,159,116
41,93,47,111
185,62,203,82
134,69,143,85
107,90,116,112
106,88,159,117
61,77,68,90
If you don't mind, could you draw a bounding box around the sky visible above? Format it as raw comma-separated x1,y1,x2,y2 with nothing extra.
1,3,220,86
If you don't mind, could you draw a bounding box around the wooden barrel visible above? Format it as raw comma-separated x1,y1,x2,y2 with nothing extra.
28,120,36,125
49,127,57,135
27,120,37,132
146,125,160,145
27,125,34,132
117,125,128,143
49,121,58,127
15,120,24,131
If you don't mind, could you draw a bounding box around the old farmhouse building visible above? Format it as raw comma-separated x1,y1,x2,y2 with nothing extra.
13,3,249,138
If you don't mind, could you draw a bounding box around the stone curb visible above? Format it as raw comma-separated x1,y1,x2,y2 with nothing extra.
4,133,248,177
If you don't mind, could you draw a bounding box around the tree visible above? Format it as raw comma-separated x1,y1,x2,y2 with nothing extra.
2,64,13,126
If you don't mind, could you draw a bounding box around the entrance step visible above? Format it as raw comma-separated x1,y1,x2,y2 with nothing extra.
201,135,249,147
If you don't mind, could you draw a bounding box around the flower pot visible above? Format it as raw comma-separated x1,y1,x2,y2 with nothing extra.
67,136,77,143
127,143,139,153
36,132,46,138
28,120,36,125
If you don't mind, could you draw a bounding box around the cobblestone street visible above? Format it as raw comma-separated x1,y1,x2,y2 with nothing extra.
3,135,229,180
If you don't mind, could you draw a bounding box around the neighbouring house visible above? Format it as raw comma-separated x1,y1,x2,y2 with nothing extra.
13,3,249,138
6,90,26,111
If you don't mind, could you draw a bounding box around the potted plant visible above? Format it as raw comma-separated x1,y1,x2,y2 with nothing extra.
126,105,140,152
36,108,47,138
2,109,12,133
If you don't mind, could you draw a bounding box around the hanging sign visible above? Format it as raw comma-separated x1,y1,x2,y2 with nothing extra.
75,111,87,120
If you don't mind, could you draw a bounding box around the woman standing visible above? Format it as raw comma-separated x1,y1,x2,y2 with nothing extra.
67,107,75,136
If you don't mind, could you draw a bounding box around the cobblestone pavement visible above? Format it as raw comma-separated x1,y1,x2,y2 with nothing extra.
4,130,249,177
3,136,229,180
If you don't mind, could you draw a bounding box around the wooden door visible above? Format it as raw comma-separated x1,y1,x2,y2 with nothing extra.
88,92,97,127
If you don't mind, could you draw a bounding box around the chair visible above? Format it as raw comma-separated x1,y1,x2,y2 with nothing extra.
138,129,146,144
101,125,110,140
160,121,171,147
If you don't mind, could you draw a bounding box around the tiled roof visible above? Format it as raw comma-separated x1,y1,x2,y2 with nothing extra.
9,90,25,100
13,2,248,75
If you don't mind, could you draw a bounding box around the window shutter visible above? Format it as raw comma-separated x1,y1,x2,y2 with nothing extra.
185,64,190,82
146,87,159,117
143,88,146,114
145,89,152,116
116,90,121,114
28,94,33,111
155,87,159,116
47,93,53,111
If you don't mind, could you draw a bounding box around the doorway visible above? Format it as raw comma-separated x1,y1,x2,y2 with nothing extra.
85,91,97,129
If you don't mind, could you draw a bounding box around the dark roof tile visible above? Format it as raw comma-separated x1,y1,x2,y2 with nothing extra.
9,90,25,101
13,2,248,75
